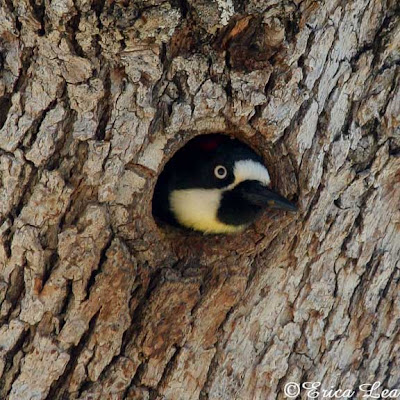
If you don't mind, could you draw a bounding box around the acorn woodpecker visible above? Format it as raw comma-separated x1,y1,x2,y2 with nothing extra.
153,134,297,234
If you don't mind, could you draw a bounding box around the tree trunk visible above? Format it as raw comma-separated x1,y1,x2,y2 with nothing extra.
0,0,399,399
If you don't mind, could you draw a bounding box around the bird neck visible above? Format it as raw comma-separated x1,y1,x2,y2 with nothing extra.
217,189,263,226
169,188,246,234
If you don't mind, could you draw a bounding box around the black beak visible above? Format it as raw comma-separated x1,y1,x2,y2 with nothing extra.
240,181,298,212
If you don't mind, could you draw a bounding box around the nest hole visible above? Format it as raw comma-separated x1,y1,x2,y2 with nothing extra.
150,133,298,259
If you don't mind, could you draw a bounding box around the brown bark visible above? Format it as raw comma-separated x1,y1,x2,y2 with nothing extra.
0,0,399,399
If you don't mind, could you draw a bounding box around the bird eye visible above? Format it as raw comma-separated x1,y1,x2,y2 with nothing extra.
214,165,227,179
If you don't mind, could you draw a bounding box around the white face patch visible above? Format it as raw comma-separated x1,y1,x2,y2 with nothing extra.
169,159,270,234
233,159,270,187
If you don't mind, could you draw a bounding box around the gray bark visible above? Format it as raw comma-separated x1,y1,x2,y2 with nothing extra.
0,0,399,399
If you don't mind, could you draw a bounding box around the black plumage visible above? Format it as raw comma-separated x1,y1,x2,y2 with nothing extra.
152,134,297,233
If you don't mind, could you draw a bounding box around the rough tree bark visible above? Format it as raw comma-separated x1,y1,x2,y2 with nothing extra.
0,0,399,399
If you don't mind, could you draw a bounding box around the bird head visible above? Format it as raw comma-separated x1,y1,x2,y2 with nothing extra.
153,134,297,234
